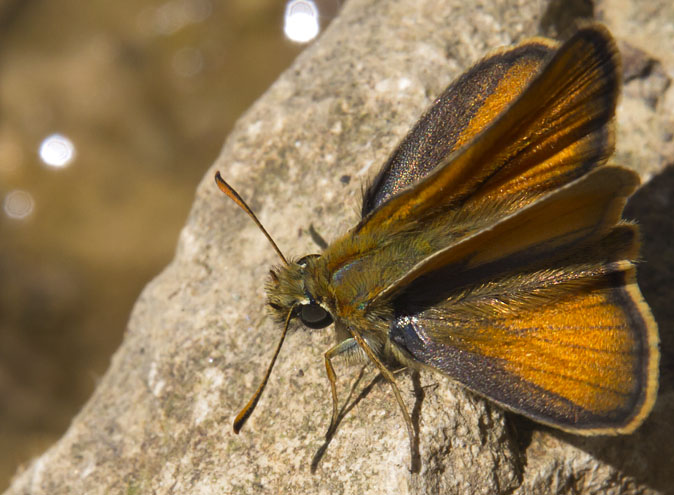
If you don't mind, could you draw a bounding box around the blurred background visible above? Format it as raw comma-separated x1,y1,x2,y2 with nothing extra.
0,0,338,488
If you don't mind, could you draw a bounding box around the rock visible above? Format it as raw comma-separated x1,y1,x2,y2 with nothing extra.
5,0,673,493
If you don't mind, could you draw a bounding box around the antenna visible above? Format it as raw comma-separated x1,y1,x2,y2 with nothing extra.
233,307,294,433
214,172,288,265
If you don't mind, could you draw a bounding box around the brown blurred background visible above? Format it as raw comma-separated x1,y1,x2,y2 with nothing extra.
0,0,337,488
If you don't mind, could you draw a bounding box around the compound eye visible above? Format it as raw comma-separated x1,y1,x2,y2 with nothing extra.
299,303,333,329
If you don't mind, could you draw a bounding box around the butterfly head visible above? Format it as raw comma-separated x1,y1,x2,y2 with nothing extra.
266,254,335,330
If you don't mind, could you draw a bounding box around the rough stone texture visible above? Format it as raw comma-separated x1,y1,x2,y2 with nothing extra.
5,0,673,494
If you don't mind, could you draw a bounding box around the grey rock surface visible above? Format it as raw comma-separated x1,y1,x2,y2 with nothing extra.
6,0,673,493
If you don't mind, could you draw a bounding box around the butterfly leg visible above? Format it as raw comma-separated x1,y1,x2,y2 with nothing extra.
324,338,359,433
348,328,415,453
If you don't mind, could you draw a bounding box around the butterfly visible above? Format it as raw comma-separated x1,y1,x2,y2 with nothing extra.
216,24,659,450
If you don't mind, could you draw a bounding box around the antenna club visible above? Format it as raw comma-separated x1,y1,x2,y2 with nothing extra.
214,171,289,266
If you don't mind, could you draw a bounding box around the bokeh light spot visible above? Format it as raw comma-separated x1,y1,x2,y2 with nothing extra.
4,190,35,220
39,134,76,168
284,0,320,43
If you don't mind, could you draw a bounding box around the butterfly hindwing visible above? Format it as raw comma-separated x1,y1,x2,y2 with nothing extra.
389,260,658,433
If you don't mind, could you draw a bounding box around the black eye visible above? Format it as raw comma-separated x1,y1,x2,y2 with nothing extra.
299,303,333,329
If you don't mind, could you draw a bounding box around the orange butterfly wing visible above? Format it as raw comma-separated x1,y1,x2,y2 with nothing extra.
357,25,619,239
391,263,658,433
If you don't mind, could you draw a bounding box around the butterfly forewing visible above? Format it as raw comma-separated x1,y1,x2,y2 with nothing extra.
362,39,555,216
357,25,620,240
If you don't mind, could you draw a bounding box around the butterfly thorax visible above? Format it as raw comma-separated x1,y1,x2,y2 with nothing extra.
265,249,394,342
